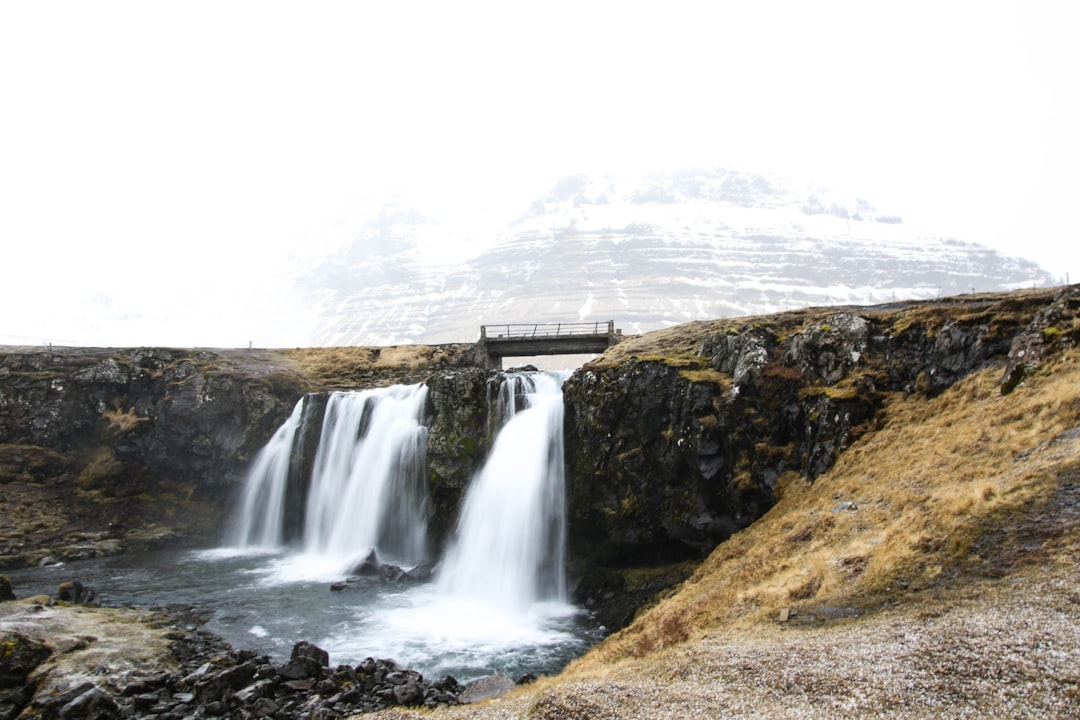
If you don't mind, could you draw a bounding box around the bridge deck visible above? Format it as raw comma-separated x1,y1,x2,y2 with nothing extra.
479,321,621,368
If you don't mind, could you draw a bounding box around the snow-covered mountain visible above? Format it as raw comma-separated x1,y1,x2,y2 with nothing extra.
296,167,1054,346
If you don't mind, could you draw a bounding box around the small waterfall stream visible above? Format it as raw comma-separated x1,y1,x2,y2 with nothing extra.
437,372,567,610
228,399,306,549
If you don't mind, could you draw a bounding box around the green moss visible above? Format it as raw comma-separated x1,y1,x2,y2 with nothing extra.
799,385,860,401
620,485,642,518
679,367,732,387
695,414,719,430
637,354,709,370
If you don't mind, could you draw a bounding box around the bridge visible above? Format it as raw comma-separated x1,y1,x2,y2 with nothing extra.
478,320,622,368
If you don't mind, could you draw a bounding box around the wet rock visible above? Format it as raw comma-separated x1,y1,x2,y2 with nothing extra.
57,686,118,720
250,696,279,717
56,580,98,605
425,367,494,545
393,678,425,706
277,641,329,681
347,548,380,576
0,577,14,602
404,562,437,583
292,640,330,669
194,661,257,703
0,631,51,687
379,564,406,584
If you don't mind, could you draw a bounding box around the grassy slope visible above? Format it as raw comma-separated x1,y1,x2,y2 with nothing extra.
378,306,1080,718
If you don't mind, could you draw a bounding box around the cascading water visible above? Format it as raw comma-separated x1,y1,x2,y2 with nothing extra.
437,372,568,610
227,384,430,575
201,374,591,680
303,385,430,568
228,398,306,549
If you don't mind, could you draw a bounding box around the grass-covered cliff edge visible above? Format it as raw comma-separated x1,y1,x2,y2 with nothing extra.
3,286,1079,718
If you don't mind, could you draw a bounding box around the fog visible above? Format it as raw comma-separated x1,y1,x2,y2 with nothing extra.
2,1,1076,347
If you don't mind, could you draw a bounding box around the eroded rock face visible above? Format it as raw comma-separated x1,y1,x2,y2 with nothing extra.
562,291,1072,567
0,348,311,565
1002,286,1080,393
564,357,788,566
424,367,495,545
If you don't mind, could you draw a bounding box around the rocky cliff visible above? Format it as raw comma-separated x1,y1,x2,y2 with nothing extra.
563,287,1080,573
2,288,1077,585
0,345,475,567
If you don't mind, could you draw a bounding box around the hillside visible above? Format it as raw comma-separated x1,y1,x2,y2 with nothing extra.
300,168,1054,346
377,289,1080,718
3,288,1077,718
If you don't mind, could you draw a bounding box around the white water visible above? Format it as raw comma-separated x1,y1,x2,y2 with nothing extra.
323,371,580,677
219,374,586,678
302,385,430,570
229,385,430,577
228,399,306,549
438,372,568,611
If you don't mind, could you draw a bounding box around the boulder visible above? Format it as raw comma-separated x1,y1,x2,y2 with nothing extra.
57,686,118,720
0,577,14,602
459,672,516,703
56,580,97,605
348,548,380,576
0,631,51,688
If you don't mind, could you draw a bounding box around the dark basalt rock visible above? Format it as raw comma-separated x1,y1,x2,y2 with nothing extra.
347,548,381,576
17,628,465,719
562,289,1074,572
0,631,51,688
56,580,98,605
424,366,494,546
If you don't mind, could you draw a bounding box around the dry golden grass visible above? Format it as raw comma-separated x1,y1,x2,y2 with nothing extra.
278,344,471,388
567,345,1080,671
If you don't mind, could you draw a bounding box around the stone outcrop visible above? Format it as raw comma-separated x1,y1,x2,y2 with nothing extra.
0,348,313,567
0,597,468,719
423,367,495,544
562,287,1079,567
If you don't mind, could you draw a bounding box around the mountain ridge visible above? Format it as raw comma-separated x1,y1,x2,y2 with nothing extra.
297,166,1053,347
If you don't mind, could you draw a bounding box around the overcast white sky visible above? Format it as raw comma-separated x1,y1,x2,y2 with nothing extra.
1,1,1077,347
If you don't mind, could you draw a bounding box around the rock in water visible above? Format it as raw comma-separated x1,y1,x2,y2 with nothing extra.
348,547,381,576
56,580,98,605
0,576,15,602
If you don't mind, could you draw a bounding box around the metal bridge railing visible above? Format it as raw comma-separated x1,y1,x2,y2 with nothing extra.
481,320,615,340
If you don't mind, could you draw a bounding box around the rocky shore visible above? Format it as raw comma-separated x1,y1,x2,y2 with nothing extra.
1,580,539,719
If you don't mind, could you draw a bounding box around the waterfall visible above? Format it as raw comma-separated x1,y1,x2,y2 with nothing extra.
225,375,584,677
437,372,568,611
303,385,430,566
228,384,430,571
228,398,306,549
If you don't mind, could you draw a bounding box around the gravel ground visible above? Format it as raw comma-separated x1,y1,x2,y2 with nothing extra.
528,569,1080,719
371,511,1080,720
